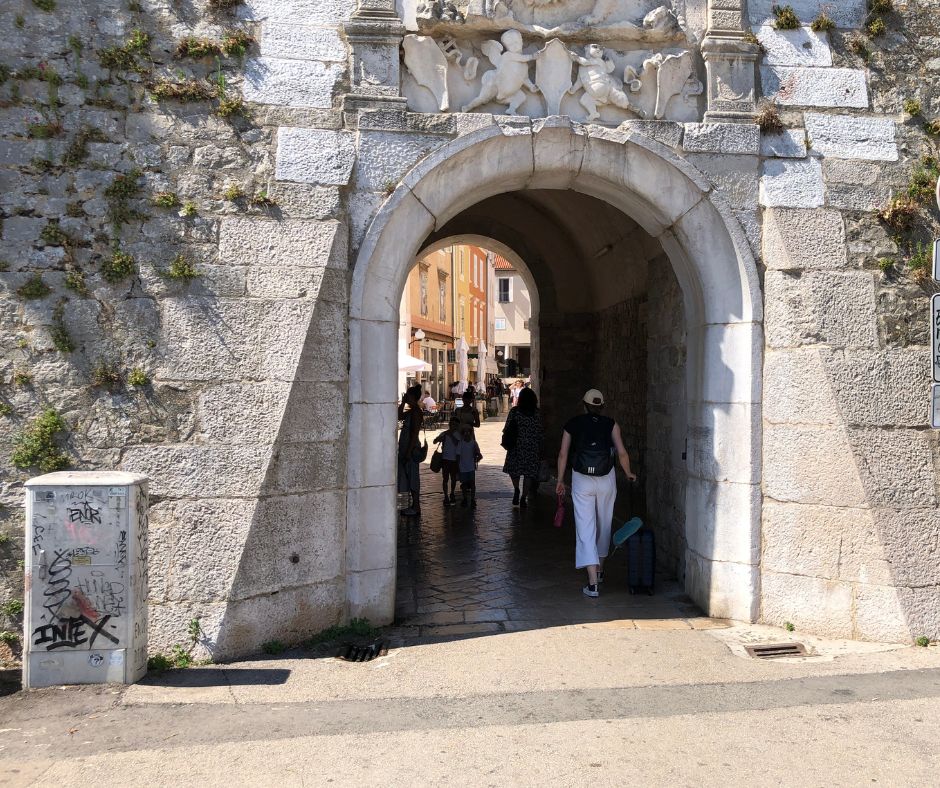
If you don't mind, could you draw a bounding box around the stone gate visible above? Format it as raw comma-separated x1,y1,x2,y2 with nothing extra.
0,0,938,659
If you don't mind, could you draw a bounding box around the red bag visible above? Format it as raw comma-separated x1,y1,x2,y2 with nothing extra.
553,492,565,528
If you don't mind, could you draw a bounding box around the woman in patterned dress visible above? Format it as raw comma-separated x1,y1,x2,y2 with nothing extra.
501,386,544,508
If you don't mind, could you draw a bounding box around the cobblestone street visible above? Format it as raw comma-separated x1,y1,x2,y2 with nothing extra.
392,414,712,642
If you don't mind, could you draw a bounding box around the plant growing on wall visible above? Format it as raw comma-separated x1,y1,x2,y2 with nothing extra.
10,409,70,473
771,4,800,30
16,274,51,300
810,13,835,32
754,100,784,133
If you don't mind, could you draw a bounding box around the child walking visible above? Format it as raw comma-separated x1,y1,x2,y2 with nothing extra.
433,416,461,506
457,425,483,508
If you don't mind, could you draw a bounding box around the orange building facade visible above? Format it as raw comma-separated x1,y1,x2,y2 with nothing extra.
403,244,492,400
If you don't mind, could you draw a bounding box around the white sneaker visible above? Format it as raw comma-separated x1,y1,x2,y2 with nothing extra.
582,584,599,598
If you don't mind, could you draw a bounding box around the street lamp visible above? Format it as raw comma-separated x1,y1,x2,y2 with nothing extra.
414,329,425,340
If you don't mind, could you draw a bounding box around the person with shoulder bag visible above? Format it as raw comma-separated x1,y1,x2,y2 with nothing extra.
501,387,544,508
433,416,462,506
556,388,636,597
397,384,425,517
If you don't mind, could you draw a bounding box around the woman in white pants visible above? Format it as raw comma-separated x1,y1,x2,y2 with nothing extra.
556,389,636,597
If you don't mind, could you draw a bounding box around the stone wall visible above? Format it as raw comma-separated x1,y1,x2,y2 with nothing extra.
755,2,940,642
645,254,687,579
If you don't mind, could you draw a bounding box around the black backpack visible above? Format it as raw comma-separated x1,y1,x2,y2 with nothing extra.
571,416,614,476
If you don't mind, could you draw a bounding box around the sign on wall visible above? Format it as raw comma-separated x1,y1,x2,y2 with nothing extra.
932,293,940,384
932,385,940,429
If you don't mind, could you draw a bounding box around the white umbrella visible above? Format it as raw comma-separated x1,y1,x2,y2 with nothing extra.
455,336,469,394
477,340,487,386
399,351,430,373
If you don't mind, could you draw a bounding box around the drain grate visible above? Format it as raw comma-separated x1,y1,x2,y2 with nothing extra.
336,640,387,662
745,642,808,659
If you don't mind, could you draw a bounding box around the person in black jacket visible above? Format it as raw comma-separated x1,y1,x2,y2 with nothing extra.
556,389,636,597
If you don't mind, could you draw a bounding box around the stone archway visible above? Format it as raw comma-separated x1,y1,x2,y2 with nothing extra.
347,121,763,626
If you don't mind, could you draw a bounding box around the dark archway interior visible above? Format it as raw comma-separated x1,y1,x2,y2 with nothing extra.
415,188,690,581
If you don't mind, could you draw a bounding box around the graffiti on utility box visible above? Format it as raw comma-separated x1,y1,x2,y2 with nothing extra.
29,486,130,652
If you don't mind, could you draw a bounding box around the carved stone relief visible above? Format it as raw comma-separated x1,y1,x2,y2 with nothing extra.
400,0,704,122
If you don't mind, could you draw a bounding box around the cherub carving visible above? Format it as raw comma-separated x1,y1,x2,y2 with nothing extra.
568,43,645,121
462,30,538,115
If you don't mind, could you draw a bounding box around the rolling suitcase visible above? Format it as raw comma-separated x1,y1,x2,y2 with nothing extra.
626,529,655,595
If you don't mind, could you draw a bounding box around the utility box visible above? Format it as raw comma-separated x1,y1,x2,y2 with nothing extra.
23,472,149,689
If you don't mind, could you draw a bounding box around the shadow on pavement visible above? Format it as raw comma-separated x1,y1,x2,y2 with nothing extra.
138,667,291,687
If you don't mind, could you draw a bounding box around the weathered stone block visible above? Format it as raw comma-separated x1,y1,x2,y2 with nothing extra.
198,381,346,444
762,501,891,584
2,216,45,243
756,25,832,67
760,128,807,158
849,428,937,508
219,581,345,657
749,0,867,27
760,571,854,638
821,348,927,427
805,113,898,161
853,584,911,643
346,485,398,573
685,478,760,564
762,207,846,269
158,497,255,603
760,158,824,208
230,491,346,599
264,440,345,494
354,131,449,193
219,217,346,268
268,183,342,219
240,0,352,26
157,298,317,382
243,57,343,109
121,443,272,499
683,123,760,155
276,127,356,185
764,270,878,349
688,404,760,485
871,508,940,586
260,23,346,62
763,349,841,424
763,424,867,506
761,66,869,109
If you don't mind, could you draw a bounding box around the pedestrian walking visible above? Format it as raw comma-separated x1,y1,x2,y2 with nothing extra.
456,389,481,434
433,416,461,506
456,425,483,508
555,388,636,597
397,384,425,517
501,386,544,508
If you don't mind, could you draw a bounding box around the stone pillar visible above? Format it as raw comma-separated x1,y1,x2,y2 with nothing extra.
343,0,408,112
701,0,760,123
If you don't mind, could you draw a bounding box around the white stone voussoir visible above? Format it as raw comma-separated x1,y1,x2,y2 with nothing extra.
761,66,869,109
804,113,898,161
683,123,761,155
276,127,356,185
